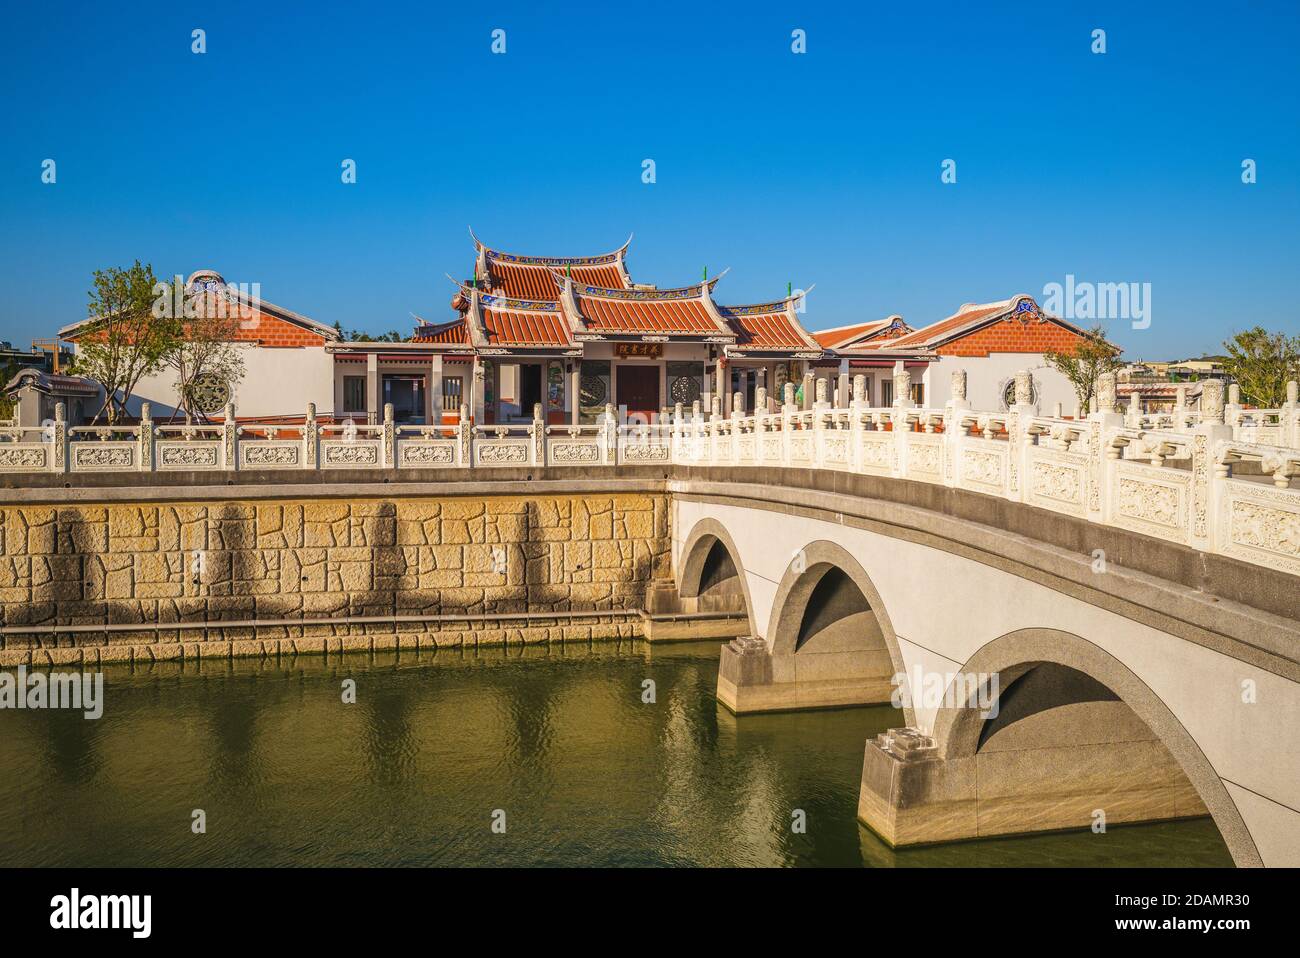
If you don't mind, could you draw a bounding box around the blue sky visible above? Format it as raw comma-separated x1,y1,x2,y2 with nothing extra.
1,0,1296,359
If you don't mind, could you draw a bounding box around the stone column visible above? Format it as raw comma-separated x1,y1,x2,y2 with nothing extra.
304,402,318,468
783,382,796,410
569,360,582,427
430,354,444,425
532,402,545,465
603,403,618,464
950,368,967,405
222,402,238,470
852,374,867,406
755,385,768,415
837,358,850,411
1125,387,1142,427
893,368,912,408
458,403,472,466
138,401,153,471
1285,380,1300,447
1226,381,1242,433
1201,379,1225,425
1013,370,1033,410
471,358,486,424
366,352,379,426
1193,379,1231,551
52,401,67,473
815,377,830,407
802,371,815,412
382,402,396,468
1095,372,1117,415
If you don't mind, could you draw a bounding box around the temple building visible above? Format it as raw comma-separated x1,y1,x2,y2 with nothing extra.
828,295,1099,413
403,233,824,425
46,238,1101,426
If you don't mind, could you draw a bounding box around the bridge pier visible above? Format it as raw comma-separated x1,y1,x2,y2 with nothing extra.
857,664,1210,847
640,578,750,642
717,634,896,713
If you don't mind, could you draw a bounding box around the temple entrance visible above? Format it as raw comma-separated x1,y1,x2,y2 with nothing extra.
616,365,659,422
520,364,542,418
382,374,426,425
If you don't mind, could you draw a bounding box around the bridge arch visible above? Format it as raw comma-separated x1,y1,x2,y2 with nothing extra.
677,517,756,636
765,539,910,717
930,628,1262,867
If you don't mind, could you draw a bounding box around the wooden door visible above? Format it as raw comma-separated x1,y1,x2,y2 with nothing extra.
616,365,660,421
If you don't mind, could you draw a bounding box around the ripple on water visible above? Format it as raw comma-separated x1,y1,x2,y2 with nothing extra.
0,643,1233,867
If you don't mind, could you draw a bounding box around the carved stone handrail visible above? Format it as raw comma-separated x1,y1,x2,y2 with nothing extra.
3,377,1300,576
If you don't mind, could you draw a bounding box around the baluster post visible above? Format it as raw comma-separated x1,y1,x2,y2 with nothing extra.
532,402,545,466
222,402,238,470
382,402,396,468
137,402,153,471
458,403,471,467
52,401,67,473
603,403,618,465
304,402,318,469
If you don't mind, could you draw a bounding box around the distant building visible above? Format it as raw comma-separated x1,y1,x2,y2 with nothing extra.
57,270,340,422
829,296,1105,414
43,246,1119,426
3,369,101,426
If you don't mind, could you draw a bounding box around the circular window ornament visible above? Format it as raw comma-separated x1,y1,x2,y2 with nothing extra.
189,372,231,415
580,375,607,408
670,376,700,405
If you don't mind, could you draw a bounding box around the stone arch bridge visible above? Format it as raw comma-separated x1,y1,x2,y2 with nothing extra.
669,469,1299,869
3,373,1299,866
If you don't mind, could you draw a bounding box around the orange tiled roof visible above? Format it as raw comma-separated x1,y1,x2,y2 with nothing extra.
881,301,1015,349
814,319,887,348
480,296,572,347
488,260,624,300
815,316,912,349
473,233,633,300
411,318,470,345
573,284,724,336
718,302,819,352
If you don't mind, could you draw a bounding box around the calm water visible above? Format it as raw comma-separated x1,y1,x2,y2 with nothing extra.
0,641,1231,867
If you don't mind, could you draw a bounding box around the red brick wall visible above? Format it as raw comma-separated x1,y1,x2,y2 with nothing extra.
67,310,327,347
233,311,327,347
935,319,1085,357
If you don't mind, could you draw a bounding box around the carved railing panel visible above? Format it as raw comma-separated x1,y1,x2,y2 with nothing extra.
10,375,1300,577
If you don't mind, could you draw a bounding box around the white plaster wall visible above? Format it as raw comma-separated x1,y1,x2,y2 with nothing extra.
923,354,1081,415
673,496,1300,866
111,345,334,419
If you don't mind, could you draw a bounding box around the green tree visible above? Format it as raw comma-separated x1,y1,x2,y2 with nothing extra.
1043,325,1122,414
1221,327,1300,408
73,261,178,424
0,359,20,420
157,275,246,422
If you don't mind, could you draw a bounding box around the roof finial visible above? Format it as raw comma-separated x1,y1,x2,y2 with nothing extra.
703,266,708,282
787,281,792,298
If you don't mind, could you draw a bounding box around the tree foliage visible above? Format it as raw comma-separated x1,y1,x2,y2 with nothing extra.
157,276,246,421
1043,325,1122,414
73,261,177,424
1221,327,1300,408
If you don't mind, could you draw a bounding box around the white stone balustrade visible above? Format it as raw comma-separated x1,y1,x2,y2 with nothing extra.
2,374,1300,575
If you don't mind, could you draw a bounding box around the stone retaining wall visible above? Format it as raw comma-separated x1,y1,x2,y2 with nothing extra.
0,492,670,665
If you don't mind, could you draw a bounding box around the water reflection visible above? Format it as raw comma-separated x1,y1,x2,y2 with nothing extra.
0,643,1232,867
